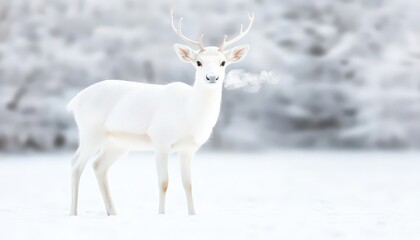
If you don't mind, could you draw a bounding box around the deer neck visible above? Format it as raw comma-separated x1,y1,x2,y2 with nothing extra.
189,81,223,128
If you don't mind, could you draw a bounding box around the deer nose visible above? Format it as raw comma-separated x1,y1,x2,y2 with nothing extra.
206,74,219,83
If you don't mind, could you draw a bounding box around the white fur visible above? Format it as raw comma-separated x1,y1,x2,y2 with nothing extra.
68,44,249,216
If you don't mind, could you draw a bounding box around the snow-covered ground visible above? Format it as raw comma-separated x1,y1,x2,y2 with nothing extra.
0,151,419,240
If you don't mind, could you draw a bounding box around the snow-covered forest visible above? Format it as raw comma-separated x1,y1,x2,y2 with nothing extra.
1,0,420,151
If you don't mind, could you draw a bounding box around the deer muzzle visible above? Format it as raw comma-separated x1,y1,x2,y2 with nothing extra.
206,74,219,83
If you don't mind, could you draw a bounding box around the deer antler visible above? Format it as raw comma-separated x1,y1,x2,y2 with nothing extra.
170,7,205,50
219,12,254,51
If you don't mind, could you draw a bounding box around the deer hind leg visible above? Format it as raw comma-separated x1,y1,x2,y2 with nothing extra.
70,143,100,216
155,149,170,214
179,151,196,215
92,144,126,216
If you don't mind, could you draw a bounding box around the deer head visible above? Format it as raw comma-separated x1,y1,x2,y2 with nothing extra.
171,8,254,88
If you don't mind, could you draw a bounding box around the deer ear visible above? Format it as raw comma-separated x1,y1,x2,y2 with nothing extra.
173,44,197,63
225,45,250,64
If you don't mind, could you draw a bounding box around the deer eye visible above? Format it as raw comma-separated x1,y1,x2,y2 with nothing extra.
221,61,226,67
196,61,202,67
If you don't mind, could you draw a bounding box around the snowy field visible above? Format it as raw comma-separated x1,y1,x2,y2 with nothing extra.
0,151,419,240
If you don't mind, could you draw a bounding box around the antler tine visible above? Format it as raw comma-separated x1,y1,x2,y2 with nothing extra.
170,7,205,50
220,11,254,50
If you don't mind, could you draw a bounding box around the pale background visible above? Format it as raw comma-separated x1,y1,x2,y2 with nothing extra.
1,1,420,239
1,0,420,152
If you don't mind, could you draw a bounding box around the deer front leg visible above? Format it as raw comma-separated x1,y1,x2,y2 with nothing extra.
179,151,196,215
156,150,169,214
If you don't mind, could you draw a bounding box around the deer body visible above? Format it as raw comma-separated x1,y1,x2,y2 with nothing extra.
69,9,253,216
68,80,221,152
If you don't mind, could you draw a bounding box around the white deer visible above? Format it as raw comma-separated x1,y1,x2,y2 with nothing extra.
67,8,254,216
